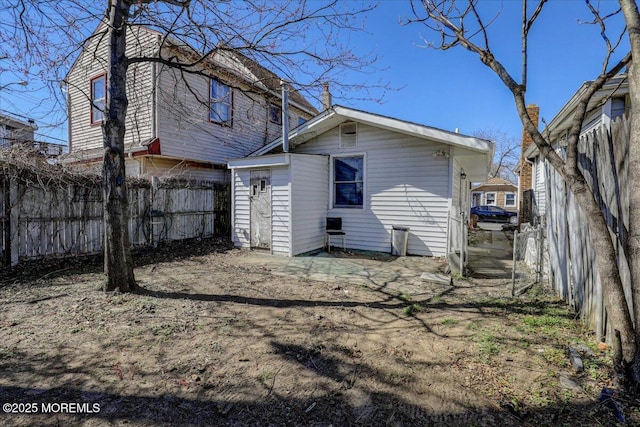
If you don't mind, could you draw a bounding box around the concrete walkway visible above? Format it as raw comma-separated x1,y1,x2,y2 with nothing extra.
237,249,450,298
237,222,513,292
466,223,514,279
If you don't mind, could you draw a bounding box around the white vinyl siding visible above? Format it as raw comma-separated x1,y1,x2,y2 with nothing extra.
291,155,329,255
156,67,308,165
534,157,546,216
232,169,251,248
294,124,451,256
231,154,329,256
68,23,156,153
270,167,290,255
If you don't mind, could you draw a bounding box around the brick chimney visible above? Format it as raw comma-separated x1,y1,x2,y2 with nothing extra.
321,83,332,111
518,104,539,219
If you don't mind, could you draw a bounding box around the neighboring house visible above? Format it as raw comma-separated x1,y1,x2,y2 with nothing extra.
517,74,629,223
470,177,518,211
0,113,37,148
228,105,493,261
65,22,318,181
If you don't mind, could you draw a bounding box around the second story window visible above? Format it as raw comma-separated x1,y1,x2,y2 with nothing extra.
90,74,106,125
210,79,232,125
269,103,282,125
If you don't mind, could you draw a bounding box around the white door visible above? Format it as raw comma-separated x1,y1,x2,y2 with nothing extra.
250,170,271,249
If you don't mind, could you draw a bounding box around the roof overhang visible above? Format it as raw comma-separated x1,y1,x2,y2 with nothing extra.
252,105,493,156
228,153,291,169
544,73,628,141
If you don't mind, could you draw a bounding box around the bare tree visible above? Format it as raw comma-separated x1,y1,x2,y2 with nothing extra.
473,128,519,183
407,0,640,392
1,0,379,292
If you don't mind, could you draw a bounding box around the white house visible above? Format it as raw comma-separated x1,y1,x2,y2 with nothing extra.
65,22,318,181
228,106,493,260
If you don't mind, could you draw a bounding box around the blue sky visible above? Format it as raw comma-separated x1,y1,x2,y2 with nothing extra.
0,0,630,146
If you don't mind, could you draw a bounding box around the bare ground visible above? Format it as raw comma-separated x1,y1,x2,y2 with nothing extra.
0,236,638,426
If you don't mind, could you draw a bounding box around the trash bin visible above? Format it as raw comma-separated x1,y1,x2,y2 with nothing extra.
391,225,409,256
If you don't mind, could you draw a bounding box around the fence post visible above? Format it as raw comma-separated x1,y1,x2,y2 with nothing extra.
10,178,19,267
536,226,543,284
511,229,518,297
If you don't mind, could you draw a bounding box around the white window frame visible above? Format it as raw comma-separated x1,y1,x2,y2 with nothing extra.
504,192,516,207
90,74,106,125
331,153,366,210
484,192,497,206
210,78,232,126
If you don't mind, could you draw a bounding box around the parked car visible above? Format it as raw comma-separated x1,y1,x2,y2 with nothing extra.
470,205,518,223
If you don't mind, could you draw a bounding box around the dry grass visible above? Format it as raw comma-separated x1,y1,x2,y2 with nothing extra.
0,239,638,426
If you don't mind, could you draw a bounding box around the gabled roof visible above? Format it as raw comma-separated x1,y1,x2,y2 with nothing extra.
67,21,318,116
471,177,517,192
250,105,493,181
252,105,493,156
544,73,628,143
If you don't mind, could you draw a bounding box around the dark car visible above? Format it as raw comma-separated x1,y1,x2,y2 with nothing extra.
470,205,518,223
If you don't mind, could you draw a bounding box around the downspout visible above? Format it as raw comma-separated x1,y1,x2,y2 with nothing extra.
151,60,157,143
66,81,72,153
281,80,289,153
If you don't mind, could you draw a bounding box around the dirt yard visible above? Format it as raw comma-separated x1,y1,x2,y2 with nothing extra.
0,235,638,426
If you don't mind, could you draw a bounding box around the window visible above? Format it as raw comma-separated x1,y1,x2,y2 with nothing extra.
471,192,482,207
505,192,516,207
269,104,282,124
340,122,357,148
210,79,232,125
334,156,364,208
484,192,496,206
90,74,106,124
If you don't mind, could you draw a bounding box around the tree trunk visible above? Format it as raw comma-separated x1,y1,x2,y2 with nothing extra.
620,0,640,393
103,0,136,292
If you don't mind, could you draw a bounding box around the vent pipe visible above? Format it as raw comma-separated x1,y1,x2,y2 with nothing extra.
281,80,289,153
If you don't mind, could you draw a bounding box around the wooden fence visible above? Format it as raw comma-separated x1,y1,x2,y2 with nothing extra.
545,115,631,341
0,171,230,267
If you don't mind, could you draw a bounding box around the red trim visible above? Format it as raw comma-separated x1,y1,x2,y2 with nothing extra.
90,73,106,126
147,137,161,155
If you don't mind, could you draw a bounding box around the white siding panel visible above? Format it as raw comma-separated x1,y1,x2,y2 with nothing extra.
156,67,310,166
270,167,291,255
291,155,329,255
535,157,546,215
294,124,451,256
232,170,251,248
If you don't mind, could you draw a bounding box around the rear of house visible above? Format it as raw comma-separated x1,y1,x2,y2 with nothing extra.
229,106,493,258
65,22,317,181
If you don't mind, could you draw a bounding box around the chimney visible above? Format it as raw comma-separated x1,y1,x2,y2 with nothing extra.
321,83,332,111
518,104,539,219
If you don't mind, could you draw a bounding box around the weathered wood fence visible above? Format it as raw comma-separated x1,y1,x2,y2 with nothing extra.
0,170,230,267
545,115,631,341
